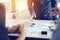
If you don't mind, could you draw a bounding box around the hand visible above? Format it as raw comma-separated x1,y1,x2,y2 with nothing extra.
30,12,36,19
49,7,60,16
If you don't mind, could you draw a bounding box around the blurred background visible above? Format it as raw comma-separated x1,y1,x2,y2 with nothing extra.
0,0,60,40
4,0,31,19
0,0,60,19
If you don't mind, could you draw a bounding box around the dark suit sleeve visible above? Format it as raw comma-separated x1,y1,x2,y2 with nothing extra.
27,0,33,15
0,3,9,40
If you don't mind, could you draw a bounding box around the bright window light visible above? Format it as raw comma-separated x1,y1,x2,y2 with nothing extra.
57,2,60,8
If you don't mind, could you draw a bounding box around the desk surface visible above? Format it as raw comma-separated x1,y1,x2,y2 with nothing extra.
6,19,53,27
6,19,56,39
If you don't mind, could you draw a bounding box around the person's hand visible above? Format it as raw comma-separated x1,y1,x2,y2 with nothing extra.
30,12,36,20
49,9,55,16
51,20,57,24
49,7,60,16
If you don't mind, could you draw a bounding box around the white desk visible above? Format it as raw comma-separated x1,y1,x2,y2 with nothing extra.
6,19,56,39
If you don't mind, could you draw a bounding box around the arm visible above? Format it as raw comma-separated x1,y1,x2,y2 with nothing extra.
0,3,9,40
27,0,33,15
27,0,36,19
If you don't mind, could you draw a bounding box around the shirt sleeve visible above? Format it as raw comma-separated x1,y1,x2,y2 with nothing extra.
27,0,33,15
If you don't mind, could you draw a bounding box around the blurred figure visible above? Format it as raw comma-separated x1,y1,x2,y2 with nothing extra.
27,0,52,20
50,6,60,40
7,24,26,40
0,3,9,40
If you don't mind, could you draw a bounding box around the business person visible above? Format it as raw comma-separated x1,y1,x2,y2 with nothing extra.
50,6,60,40
0,3,9,40
27,0,52,20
